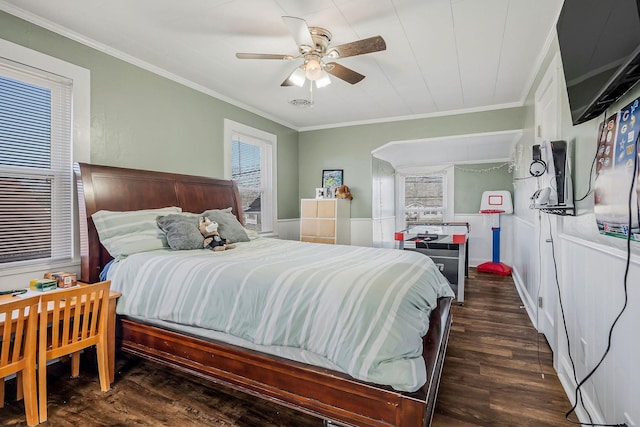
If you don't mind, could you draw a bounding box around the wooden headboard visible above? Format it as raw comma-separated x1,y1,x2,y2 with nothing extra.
74,163,244,283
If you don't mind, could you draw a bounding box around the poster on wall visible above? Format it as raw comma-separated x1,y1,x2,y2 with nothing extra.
594,96,640,241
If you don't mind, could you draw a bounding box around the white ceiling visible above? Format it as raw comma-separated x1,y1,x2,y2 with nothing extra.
1,0,563,168
0,0,563,132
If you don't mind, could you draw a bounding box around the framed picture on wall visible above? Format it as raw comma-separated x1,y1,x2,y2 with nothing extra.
322,169,343,196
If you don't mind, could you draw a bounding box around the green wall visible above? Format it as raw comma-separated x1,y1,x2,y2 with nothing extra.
299,108,525,218
0,11,300,219
454,163,513,213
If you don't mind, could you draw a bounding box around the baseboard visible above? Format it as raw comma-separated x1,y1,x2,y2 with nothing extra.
510,266,538,329
513,265,606,426
557,354,604,426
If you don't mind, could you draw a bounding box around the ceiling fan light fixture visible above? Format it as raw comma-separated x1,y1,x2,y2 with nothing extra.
287,67,306,87
315,70,331,88
326,49,339,59
305,57,323,80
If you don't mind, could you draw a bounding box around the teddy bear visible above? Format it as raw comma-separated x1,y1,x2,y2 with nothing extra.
335,184,353,200
198,217,235,251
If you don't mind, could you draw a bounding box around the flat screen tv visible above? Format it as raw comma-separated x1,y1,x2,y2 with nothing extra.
557,0,640,125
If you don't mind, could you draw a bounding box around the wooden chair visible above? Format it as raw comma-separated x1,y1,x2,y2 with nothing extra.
0,295,40,426
38,281,111,423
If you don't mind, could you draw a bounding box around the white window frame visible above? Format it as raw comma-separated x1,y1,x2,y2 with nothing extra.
395,165,454,230
0,38,90,283
223,119,277,235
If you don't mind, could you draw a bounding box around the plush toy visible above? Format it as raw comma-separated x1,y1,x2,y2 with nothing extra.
335,184,353,200
198,217,235,251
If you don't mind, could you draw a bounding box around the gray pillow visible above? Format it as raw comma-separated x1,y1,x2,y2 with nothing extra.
202,207,250,243
156,213,204,250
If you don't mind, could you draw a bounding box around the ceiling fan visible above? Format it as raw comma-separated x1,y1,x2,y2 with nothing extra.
236,16,386,88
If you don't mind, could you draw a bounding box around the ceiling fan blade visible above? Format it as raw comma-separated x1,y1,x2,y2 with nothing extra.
327,35,386,59
282,16,314,48
325,62,365,84
236,53,294,60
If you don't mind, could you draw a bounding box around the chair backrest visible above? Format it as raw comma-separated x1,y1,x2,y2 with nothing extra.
0,295,40,379
38,282,111,360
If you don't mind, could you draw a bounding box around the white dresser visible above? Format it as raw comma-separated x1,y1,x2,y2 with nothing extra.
300,198,350,245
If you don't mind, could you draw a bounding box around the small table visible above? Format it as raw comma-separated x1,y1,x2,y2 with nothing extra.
0,283,121,384
396,222,469,305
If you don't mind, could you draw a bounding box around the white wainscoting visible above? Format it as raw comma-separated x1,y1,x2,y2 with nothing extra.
554,234,640,426
275,218,300,241
278,218,373,247
351,218,373,247
372,216,396,248
510,215,539,327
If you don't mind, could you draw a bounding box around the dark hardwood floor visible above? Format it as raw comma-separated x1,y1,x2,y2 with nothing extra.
1,268,571,426
431,268,570,426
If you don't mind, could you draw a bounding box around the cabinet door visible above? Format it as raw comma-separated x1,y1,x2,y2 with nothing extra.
301,199,318,217
301,219,319,236
316,219,336,237
317,200,336,218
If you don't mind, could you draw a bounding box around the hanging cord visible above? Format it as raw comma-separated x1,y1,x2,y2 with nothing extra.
535,210,545,379
563,129,638,427
545,213,594,425
576,111,608,202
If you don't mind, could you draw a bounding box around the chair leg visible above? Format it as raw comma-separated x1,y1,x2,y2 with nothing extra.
16,371,23,401
95,342,110,392
38,356,47,424
0,377,4,408
71,351,81,378
21,365,39,426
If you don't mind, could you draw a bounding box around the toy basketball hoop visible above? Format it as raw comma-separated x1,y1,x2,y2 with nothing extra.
477,191,513,276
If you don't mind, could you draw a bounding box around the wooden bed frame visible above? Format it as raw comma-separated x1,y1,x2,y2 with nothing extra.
74,162,452,427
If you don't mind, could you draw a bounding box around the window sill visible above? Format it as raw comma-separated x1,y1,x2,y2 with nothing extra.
0,258,80,278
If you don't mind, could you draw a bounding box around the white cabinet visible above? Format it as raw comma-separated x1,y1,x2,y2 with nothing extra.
300,199,350,245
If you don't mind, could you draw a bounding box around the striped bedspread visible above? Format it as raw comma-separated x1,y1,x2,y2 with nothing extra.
106,237,453,392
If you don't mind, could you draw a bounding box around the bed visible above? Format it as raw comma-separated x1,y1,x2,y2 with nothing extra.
74,162,453,427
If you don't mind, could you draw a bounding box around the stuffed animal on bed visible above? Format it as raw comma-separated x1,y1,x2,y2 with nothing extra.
198,217,235,251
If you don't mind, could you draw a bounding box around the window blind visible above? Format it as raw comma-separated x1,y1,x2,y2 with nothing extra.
0,64,73,265
232,135,264,231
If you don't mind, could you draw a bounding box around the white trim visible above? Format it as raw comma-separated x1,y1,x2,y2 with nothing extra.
534,52,561,143
372,129,523,155
350,218,374,247
394,166,455,230
223,119,278,235
559,233,640,266
299,101,523,132
0,37,90,163
0,37,89,288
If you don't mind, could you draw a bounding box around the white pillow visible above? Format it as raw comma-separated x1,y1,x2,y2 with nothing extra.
92,206,182,257
244,228,260,240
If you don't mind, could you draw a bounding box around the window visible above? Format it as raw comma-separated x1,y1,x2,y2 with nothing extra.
224,119,276,234
396,166,454,230
401,174,446,226
0,61,73,265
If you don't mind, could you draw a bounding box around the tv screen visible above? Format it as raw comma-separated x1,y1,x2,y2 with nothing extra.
557,0,640,125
